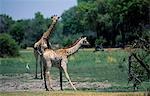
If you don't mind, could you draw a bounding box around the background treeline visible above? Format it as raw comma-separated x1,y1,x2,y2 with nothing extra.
0,0,150,51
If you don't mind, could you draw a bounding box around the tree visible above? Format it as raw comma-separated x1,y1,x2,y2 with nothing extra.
22,12,48,47
109,0,150,47
77,0,95,4
33,12,47,40
61,6,84,35
76,0,113,46
128,38,150,90
0,33,19,57
0,14,14,33
10,20,25,45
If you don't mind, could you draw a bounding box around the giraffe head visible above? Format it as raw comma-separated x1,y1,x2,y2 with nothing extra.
34,38,49,55
79,37,90,46
51,15,60,23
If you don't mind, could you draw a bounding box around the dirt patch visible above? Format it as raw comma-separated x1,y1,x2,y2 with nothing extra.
0,74,112,92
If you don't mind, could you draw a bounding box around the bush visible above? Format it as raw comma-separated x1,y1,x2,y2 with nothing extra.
62,38,71,47
0,33,19,57
95,36,106,46
61,34,82,47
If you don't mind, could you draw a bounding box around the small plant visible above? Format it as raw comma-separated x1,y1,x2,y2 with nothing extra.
0,33,19,57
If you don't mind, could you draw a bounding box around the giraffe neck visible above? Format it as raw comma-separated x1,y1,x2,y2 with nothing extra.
65,41,81,56
42,21,56,39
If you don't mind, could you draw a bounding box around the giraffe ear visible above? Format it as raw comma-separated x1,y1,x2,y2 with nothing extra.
81,35,86,38
51,15,55,19
83,37,87,40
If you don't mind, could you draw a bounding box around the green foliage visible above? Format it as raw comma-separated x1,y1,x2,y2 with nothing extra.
62,0,150,47
141,28,150,41
32,12,47,40
62,37,73,47
61,34,82,47
0,0,149,48
10,20,25,45
0,33,19,57
132,49,149,79
95,36,106,45
61,6,85,35
115,35,122,44
127,37,150,90
0,14,14,33
24,12,48,47
78,0,95,4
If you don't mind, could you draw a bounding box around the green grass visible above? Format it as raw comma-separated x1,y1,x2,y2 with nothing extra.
0,49,150,92
0,50,36,74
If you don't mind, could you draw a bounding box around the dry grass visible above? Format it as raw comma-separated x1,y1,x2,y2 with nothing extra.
1,91,148,96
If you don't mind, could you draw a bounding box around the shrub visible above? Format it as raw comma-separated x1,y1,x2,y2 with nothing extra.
95,36,106,46
0,33,19,57
62,37,72,47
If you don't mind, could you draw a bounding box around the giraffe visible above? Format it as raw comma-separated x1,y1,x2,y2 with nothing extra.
42,37,90,91
34,15,59,79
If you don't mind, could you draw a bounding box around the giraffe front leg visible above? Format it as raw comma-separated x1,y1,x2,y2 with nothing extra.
61,64,77,90
34,51,39,79
46,71,54,90
40,56,43,79
35,59,38,79
44,60,54,91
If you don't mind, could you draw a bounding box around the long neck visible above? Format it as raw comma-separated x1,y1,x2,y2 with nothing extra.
42,21,56,39
65,41,81,56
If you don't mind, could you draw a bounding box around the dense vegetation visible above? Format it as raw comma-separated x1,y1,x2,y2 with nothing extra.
63,0,150,47
0,33,19,57
0,0,150,57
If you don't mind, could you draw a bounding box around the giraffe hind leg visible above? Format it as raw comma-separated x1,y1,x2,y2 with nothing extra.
59,69,63,90
61,64,76,90
43,65,49,91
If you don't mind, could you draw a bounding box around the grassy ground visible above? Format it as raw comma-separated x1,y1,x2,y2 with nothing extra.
0,49,150,92
1,91,148,96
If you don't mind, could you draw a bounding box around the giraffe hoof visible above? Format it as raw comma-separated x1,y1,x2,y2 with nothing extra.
46,88,49,91
34,77,38,79
74,88,77,91
50,87,54,91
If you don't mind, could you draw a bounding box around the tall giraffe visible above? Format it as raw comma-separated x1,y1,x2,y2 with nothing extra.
42,37,90,91
34,15,59,79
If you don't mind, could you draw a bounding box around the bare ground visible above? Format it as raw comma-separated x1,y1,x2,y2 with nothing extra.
0,73,112,92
